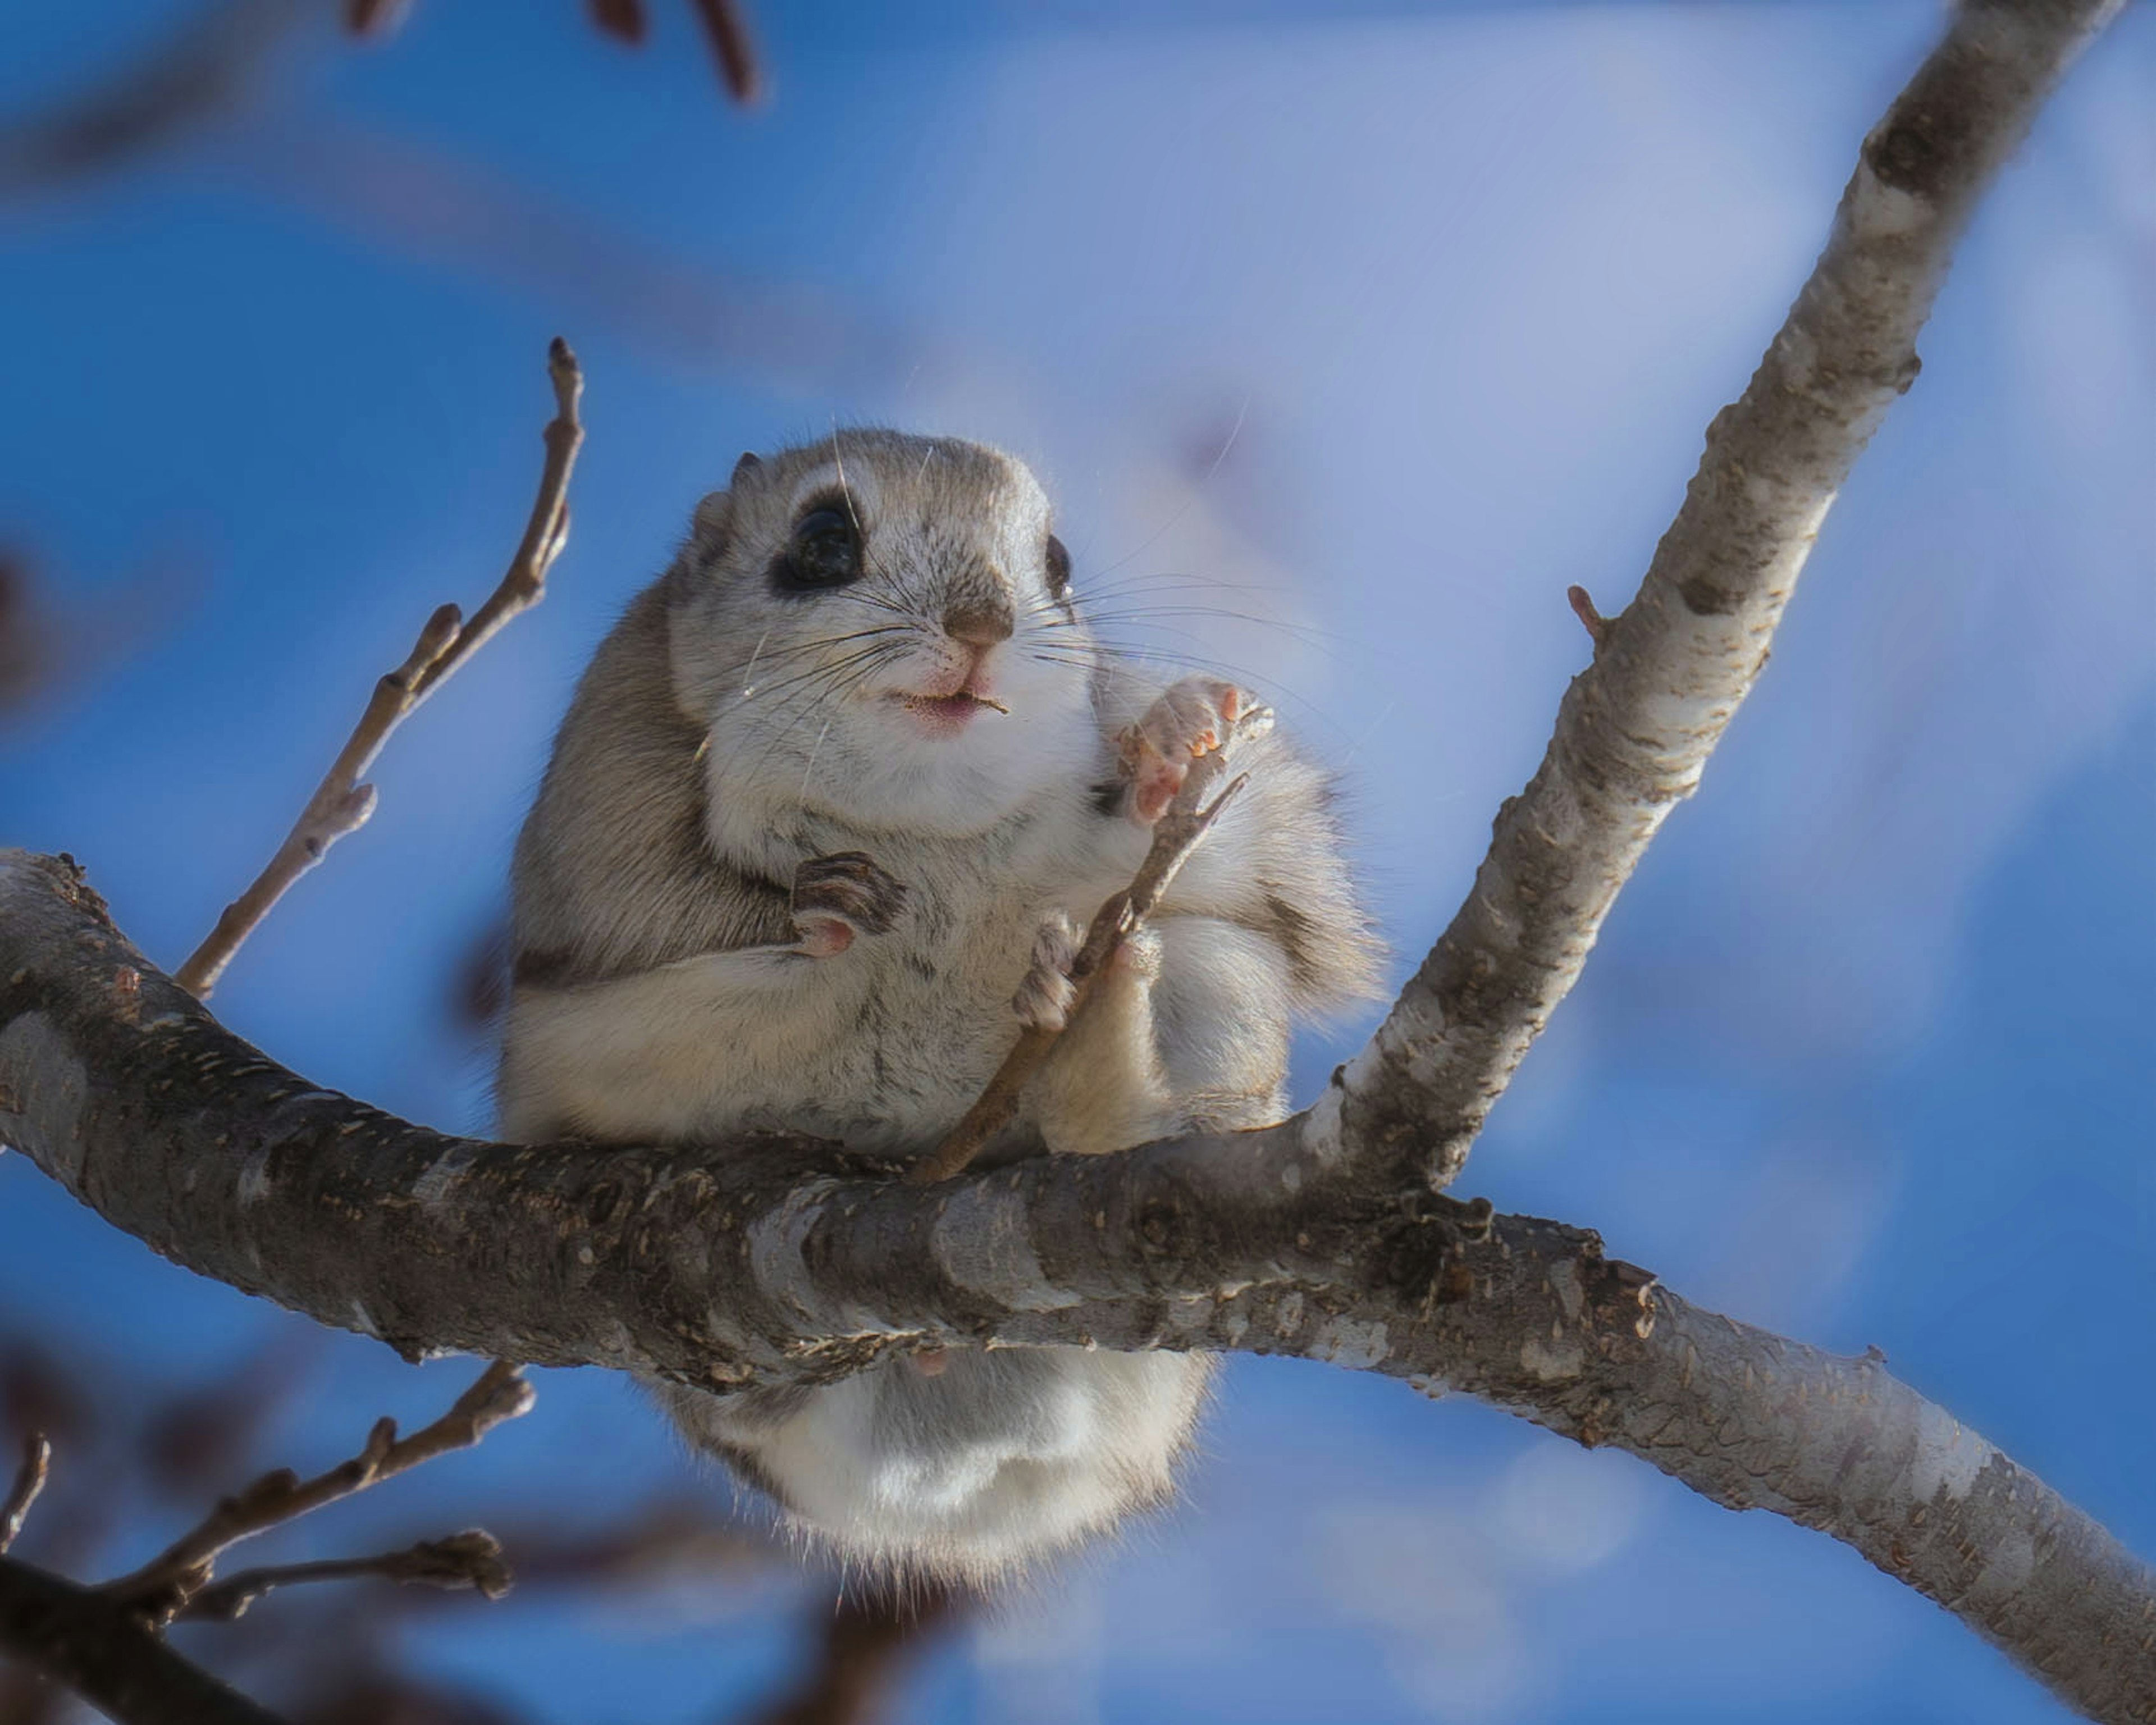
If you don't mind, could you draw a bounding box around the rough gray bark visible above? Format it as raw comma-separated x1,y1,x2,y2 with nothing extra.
2,850,2153,1722
1326,0,2127,1190
1591,1298,2156,1725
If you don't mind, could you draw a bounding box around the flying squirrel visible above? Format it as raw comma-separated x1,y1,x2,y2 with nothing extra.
498,430,1379,1583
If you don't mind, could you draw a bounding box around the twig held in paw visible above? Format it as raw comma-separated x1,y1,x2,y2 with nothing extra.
103,1361,531,1623
174,340,583,998
908,706,1271,1186
1,1434,49,1554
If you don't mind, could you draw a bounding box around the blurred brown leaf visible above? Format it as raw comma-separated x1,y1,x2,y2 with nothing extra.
689,0,764,105
588,0,651,47
1,1341,101,1457
743,1582,962,1725
0,551,38,712
296,1672,529,1725
450,919,511,1032
0,0,302,198
345,0,415,37
141,1331,319,1501
0,1666,66,1725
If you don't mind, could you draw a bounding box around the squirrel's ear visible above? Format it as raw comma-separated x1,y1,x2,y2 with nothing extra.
692,488,733,546
690,453,756,548
674,489,734,596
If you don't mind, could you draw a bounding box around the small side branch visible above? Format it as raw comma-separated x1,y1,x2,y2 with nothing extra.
173,339,584,997
103,1361,531,1624
0,1361,529,1723
178,1530,509,1623
907,707,1267,1185
1565,584,1610,649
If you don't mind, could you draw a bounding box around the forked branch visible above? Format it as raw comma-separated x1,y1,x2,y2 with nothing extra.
103,1361,531,1624
0,1363,531,1725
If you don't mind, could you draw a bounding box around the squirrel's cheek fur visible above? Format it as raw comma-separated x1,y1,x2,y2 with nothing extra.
500,430,1378,1582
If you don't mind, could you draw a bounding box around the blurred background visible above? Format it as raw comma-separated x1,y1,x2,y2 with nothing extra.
2,2,2153,1721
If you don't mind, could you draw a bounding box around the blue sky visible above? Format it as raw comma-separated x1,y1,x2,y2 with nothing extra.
2,3,2152,1721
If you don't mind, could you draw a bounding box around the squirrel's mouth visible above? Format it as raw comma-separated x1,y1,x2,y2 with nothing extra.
892,690,1009,724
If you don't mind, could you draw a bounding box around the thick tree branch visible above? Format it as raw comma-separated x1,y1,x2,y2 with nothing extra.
1322,0,2125,1192
1,851,2150,1722
0,1557,286,1725
1566,1297,2156,1725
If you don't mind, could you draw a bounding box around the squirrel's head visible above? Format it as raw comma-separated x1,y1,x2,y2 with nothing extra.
667,431,1100,836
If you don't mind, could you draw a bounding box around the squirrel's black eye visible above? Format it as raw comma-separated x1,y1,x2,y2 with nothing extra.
775,505,862,592
1044,533,1072,597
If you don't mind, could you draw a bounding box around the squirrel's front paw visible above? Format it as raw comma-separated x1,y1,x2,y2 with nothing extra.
791,852,907,957
1116,677,1255,825
1012,910,1079,1032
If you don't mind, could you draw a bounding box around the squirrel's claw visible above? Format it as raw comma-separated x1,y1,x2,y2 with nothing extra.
1117,677,1251,826
1012,910,1079,1031
791,851,908,956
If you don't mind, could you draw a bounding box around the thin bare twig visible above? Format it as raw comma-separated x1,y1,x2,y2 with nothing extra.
1,1434,49,1554
179,1530,509,1623
688,0,764,104
103,1361,531,1623
174,339,583,998
908,706,1271,1186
